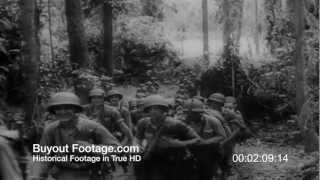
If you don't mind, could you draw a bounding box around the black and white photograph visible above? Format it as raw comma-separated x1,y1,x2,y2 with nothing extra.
0,0,319,179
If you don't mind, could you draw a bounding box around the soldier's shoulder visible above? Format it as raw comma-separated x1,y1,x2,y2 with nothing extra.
77,115,101,128
43,120,60,132
104,104,119,112
137,117,151,124
82,104,90,110
204,109,215,116
82,104,90,108
202,114,222,125
235,110,244,118
164,117,185,126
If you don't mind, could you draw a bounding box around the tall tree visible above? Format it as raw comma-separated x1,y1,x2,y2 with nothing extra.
47,0,54,61
293,0,318,153
235,0,244,48
222,0,243,96
254,0,260,55
202,0,209,67
102,0,113,76
19,0,39,126
294,0,305,113
222,0,232,49
65,0,89,68
65,0,90,103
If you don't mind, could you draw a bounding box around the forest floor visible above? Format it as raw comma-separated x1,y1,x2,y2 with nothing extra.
233,122,319,180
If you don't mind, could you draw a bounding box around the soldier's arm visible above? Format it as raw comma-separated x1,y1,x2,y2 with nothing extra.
135,119,147,145
114,110,134,144
122,108,133,131
93,122,121,146
227,112,252,143
232,112,247,129
173,121,200,147
203,117,226,146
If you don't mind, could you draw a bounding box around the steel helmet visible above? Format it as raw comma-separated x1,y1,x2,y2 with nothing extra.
225,96,237,104
143,95,169,112
208,93,225,103
47,92,83,113
106,89,123,100
183,98,204,112
89,88,105,97
194,95,205,102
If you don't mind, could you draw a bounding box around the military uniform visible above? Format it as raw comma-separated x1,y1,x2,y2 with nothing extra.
30,115,120,180
84,104,123,134
136,117,199,149
105,90,133,131
135,117,199,180
225,111,246,131
224,110,250,144
30,92,120,180
184,99,226,180
118,106,132,131
189,114,227,180
205,109,232,137
130,99,146,127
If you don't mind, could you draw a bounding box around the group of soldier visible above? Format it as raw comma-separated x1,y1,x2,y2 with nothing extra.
1,87,250,180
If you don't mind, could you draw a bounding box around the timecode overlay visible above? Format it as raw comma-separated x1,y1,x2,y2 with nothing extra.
230,138,319,179
232,153,288,163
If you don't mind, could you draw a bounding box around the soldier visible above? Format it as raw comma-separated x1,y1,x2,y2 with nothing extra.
84,88,133,145
105,89,132,131
206,93,234,178
206,93,227,124
183,98,226,180
222,96,251,143
135,95,200,180
29,92,120,180
130,98,146,133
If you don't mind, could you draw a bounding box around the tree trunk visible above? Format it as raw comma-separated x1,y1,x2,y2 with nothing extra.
48,0,54,61
102,1,113,76
235,0,244,50
19,0,39,126
65,0,89,68
294,0,305,113
222,0,232,49
293,0,318,153
65,0,89,103
254,0,260,55
202,0,209,67
296,99,319,152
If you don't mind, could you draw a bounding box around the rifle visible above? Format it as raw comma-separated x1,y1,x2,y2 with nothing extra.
142,122,165,160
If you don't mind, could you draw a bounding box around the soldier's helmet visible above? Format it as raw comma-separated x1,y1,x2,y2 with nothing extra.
225,96,237,104
89,88,105,97
143,95,169,112
47,92,83,113
208,93,225,104
194,95,205,102
183,98,204,113
106,89,123,101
